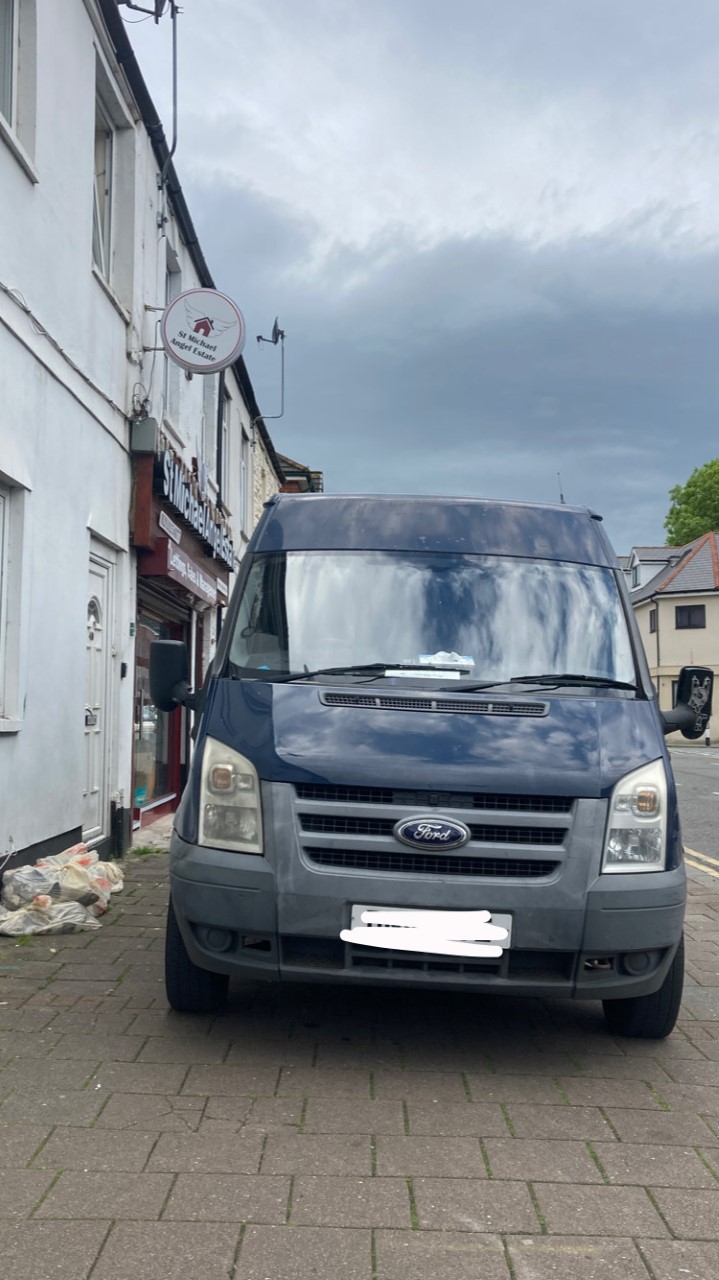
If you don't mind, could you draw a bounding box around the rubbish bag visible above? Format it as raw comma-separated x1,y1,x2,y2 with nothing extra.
2,849,123,915
0,896,101,936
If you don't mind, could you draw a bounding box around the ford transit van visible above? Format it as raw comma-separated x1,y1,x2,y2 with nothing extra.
150,495,712,1037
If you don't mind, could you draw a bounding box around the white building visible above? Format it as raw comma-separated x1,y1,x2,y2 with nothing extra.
0,0,283,866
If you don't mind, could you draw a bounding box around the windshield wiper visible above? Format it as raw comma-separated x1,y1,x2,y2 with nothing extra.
274,662,473,684
446,673,640,693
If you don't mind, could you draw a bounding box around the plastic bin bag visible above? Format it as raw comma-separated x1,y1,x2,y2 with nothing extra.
0,896,101,935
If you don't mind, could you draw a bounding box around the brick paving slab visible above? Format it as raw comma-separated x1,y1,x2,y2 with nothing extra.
261,1132,372,1175
1,1057,100,1093
33,1127,158,1172
0,1089,107,1127
532,1182,669,1236
375,1229,510,1280
47,1033,146,1061
180,1063,281,1095
90,1061,189,1094
35,1170,173,1220
290,1175,411,1227
373,1069,469,1102
94,1091,205,1131
375,1134,484,1177
407,1100,510,1136
276,1066,371,1098
0,1220,111,1280
303,1097,405,1134
466,1074,568,1104
637,1239,719,1280
0,1169,56,1216
593,1140,719,1186
235,1224,371,1280
137,1036,230,1064
413,1177,538,1231
205,1095,302,1130
571,1054,676,1079
601,1107,719,1144
163,1171,289,1221
506,1104,617,1141
146,1129,265,1173
506,1237,653,1280
91,1221,241,1280
649,1186,719,1239
557,1078,664,1108
0,1030,61,1059
0,1124,52,1166
483,1137,604,1182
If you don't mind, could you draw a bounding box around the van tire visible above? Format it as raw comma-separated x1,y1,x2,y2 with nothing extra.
165,898,229,1014
602,936,684,1039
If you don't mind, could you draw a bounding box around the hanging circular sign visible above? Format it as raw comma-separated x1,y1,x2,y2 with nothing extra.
160,288,246,374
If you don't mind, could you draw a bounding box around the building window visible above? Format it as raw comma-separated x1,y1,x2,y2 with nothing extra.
221,391,231,504
675,604,705,629
240,428,250,531
649,608,657,634
92,98,114,278
632,564,640,588
0,479,24,727
0,0,16,126
162,248,181,422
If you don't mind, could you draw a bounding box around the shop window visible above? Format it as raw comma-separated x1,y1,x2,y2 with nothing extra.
675,604,705,629
134,611,180,812
649,608,657,634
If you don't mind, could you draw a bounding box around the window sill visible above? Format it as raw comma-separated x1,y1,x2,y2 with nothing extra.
0,717,24,734
0,115,38,184
91,265,131,325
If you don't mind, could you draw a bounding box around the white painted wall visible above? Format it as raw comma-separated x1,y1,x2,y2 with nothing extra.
0,0,278,858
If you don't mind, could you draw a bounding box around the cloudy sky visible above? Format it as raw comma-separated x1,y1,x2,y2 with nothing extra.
126,0,719,552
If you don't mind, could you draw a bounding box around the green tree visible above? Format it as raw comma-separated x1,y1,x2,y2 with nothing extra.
664,458,719,545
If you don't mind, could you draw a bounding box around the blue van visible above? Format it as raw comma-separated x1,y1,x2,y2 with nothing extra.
150,495,713,1037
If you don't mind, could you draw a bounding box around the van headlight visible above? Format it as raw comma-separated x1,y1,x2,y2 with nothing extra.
198,737,263,854
601,758,667,873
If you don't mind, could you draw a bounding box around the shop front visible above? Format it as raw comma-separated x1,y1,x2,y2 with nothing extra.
131,440,232,828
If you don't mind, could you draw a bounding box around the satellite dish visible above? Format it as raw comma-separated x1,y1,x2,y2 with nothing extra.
271,317,280,344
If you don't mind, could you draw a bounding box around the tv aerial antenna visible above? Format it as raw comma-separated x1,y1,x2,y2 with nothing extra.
253,319,286,446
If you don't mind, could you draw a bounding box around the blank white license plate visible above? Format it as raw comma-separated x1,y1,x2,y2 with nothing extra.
345,904,513,957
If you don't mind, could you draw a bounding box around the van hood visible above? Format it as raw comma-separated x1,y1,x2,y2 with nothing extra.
204,680,666,799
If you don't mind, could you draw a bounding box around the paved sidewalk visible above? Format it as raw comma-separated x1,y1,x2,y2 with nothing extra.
2,856,719,1280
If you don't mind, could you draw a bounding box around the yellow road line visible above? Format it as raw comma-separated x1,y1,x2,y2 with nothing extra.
685,857,719,880
685,847,719,869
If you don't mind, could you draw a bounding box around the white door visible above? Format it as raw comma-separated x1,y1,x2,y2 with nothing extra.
82,554,113,844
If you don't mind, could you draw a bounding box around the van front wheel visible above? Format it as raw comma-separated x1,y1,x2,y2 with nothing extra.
602,936,684,1039
165,899,229,1014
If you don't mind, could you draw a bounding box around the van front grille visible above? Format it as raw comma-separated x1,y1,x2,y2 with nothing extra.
300,815,565,846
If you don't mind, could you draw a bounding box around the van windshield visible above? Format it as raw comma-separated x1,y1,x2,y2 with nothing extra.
227,551,636,686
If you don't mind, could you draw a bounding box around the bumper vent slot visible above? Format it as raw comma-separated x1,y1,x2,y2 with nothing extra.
305,847,559,878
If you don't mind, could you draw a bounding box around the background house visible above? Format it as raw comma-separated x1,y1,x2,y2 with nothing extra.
629,534,719,743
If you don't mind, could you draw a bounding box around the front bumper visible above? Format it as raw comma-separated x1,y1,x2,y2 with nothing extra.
169,826,686,1001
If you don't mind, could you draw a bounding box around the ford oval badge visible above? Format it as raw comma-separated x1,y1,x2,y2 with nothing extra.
394,816,471,851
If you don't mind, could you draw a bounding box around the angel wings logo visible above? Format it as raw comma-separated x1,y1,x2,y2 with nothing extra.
184,299,237,340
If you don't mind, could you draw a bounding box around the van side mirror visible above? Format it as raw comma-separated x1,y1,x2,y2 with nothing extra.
149,640,194,712
660,665,714,739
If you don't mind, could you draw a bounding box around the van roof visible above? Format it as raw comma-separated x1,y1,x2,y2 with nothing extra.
253,494,616,567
